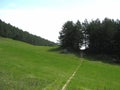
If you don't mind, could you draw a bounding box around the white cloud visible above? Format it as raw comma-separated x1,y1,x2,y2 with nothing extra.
0,9,62,42
0,8,85,42
0,0,120,42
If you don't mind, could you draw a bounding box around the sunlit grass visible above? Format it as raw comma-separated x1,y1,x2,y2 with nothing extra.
0,37,80,90
67,59,120,90
0,37,120,90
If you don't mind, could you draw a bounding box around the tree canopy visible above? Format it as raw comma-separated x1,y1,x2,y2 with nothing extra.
59,18,120,62
59,20,83,52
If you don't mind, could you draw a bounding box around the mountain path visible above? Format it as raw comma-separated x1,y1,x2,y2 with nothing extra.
61,58,83,90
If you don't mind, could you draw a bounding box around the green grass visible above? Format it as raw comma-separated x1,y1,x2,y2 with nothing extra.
0,37,120,90
0,37,80,90
66,60,120,90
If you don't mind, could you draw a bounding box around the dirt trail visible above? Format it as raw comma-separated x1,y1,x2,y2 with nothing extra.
61,59,83,90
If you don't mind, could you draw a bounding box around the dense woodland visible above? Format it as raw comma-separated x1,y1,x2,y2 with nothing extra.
0,19,56,46
0,18,120,62
59,18,120,62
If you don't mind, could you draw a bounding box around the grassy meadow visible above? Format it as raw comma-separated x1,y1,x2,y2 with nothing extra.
66,60,120,90
0,37,120,90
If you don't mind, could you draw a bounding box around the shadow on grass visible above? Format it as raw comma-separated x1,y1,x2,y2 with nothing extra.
48,47,120,65
48,47,61,52
83,54,120,66
48,47,81,57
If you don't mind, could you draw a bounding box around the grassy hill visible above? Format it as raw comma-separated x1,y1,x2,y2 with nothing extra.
0,37,120,90
0,19,56,46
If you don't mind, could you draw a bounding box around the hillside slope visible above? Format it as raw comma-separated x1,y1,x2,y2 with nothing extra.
0,19,56,46
0,37,120,90
0,37,80,90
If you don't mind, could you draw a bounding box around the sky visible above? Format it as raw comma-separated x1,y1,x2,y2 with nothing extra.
0,0,120,42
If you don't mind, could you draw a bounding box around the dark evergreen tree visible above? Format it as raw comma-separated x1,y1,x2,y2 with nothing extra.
82,19,89,49
87,19,103,53
59,21,83,51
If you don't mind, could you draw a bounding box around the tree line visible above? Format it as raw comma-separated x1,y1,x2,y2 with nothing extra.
0,19,56,46
59,18,120,62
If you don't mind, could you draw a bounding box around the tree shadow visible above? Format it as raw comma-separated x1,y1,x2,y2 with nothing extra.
83,54,120,65
48,47,61,52
48,47,75,55
48,47,120,65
